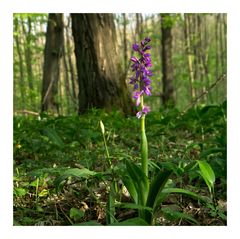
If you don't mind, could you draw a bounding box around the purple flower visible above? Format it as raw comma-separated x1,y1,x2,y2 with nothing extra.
143,45,151,51
143,86,151,96
136,106,151,119
134,83,138,90
136,111,143,119
145,37,151,43
132,43,139,51
130,57,138,63
129,37,153,118
133,91,142,106
142,106,150,114
142,76,151,85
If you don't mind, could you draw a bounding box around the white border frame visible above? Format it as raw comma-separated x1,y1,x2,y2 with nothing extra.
1,1,240,238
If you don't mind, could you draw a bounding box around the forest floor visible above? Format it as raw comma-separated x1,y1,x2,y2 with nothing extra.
13,103,227,226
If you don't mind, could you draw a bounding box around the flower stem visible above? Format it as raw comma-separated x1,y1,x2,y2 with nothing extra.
140,96,148,177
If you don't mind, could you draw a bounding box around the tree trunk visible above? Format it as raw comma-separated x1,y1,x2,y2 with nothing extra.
65,17,78,110
41,13,64,113
136,13,143,41
184,14,196,100
161,14,175,107
21,16,35,109
196,14,205,100
122,13,128,73
71,13,134,115
14,16,26,110
62,37,72,115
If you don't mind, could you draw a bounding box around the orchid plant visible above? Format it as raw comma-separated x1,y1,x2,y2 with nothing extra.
120,38,208,225
116,37,173,224
130,37,152,177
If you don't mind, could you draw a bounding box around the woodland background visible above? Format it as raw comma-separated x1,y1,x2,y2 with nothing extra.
13,13,226,115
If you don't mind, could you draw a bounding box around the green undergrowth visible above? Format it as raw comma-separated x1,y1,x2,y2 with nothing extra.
13,101,227,225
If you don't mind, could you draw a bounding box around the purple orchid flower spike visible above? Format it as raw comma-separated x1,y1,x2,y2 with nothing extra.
129,37,152,118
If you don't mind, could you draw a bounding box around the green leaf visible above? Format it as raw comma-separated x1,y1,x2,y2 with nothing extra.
111,217,149,226
114,202,153,212
122,176,138,204
36,204,44,212
14,187,27,197
147,170,172,209
75,220,103,226
106,183,116,225
198,160,215,193
70,208,85,222
54,168,99,191
145,170,172,224
28,167,69,178
200,148,225,159
38,189,48,197
42,127,64,148
161,188,206,203
125,160,149,206
161,207,199,225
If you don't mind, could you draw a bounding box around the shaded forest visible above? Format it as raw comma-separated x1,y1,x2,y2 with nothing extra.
13,13,227,226
14,13,226,115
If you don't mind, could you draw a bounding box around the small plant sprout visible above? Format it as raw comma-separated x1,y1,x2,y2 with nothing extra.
99,120,111,168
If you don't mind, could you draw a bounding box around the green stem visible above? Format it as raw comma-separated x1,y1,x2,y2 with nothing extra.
140,95,148,177
35,177,39,204
101,125,118,194
102,133,111,168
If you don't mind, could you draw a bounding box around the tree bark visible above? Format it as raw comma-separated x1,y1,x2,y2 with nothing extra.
136,13,143,40
14,16,26,110
41,13,64,113
65,17,78,109
71,13,134,115
184,14,196,100
161,14,175,107
122,13,128,73
21,16,35,109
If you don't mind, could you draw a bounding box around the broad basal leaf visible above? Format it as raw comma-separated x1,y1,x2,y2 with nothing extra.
114,202,153,212
198,160,215,193
122,176,138,204
161,188,206,203
125,160,149,206
111,217,148,226
54,168,99,191
145,169,172,224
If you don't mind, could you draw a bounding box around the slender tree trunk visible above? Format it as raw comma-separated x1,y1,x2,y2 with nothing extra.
219,14,225,75
71,13,134,115
203,14,213,104
222,14,227,71
122,13,128,73
21,16,35,109
41,13,64,113
65,18,78,109
136,13,143,41
192,14,199,90
161,14,175,107
62,40,71,114
184,14,196,100
14,16,26,110
196,14,205,99
215,14,220,102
